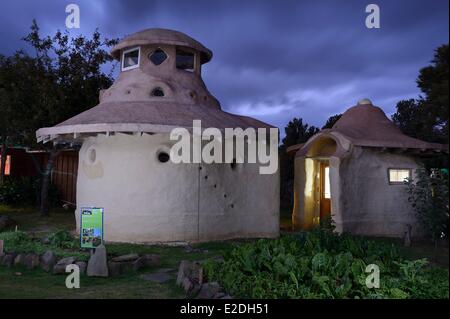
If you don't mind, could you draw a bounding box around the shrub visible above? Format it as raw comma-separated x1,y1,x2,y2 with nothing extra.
0,230,87,261
407,168,449,245
203,230,449,299
0,176,60,206
0,177,35,205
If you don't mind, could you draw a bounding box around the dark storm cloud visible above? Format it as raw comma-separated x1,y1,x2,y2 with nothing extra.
0,0,448,132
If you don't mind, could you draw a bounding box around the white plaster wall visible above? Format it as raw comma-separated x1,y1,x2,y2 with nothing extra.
75,133,279,243
338,147,422,237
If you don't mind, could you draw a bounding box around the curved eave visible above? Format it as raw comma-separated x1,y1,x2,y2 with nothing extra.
296,130,448,158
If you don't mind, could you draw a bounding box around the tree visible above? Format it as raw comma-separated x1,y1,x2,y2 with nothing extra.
0,20,117,215
281,118,320,147
279,118,319,209
322,114,342,129
392,44,449,144
407,169,449,261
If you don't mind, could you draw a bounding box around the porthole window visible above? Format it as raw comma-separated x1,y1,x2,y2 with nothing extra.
121,47,140,71
149,48,167,65
176,48,195,72
151,88,165,97
157,151,170,163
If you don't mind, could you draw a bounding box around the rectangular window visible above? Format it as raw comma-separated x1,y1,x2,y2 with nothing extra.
176,48,195,72
388,168,411,184
0,155,11,175
121,47,140,71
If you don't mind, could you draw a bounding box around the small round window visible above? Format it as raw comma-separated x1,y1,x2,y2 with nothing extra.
157,151,170,163
149,49,167,65
151,88,165,97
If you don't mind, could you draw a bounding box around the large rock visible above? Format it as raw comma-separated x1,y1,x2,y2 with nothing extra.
40,251,56,272
53,256,76,274
111,253,139,262
87,245,108,277
0,215,17,232
132,254,161,271
24,254,40,269
14,254,26,266
1,254,15,267
75,261,87,275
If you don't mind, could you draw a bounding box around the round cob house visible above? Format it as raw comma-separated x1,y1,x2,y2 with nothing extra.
36,28,279,243
289,98,448,237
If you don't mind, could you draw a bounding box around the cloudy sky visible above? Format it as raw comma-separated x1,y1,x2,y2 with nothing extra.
0,0,448,132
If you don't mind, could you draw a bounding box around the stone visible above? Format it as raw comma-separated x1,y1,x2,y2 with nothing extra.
0,239,4,255
140,272,172,283
143,254,161,267
0,215,17,232
24,254,40,270
197,282,221,299
2,254,15,267
87,245,108,277
53,256,76,274
75,261,87,274
14,254,26,266
40,251,56,272
132,257,146,271
111,253,139,262
176,260,203,292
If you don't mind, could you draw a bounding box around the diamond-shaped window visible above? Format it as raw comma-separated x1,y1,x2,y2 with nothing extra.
149,49,167,65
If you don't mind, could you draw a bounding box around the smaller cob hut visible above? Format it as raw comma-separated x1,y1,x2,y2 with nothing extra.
290,98,448,237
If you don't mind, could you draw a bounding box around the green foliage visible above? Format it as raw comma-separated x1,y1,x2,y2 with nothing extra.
392,44,448,144
203,230,449,299
407,169,449,241
0,230,87,261
0,177,35,205
0,177,60,206
47,230,78,249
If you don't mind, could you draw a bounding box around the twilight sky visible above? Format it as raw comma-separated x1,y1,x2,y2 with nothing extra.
0,0,448,132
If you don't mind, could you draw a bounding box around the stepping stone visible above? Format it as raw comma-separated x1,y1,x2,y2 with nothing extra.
111,253,139,262
140,272,173,283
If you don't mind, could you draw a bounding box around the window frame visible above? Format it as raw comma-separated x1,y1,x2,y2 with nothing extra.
0,155,11,176
148,47,168,66
175,48,196,73
121,47,141,71
387,168,412,185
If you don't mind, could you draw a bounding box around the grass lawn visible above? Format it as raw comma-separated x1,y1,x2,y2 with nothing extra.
0,204,448,298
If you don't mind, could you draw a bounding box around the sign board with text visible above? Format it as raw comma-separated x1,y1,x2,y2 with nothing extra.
80,207,104,249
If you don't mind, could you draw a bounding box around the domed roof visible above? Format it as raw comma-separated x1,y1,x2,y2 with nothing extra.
111,28,213,63
330,100,444,150
294,99,447,157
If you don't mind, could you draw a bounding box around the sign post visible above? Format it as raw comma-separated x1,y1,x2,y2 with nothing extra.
80,207,104,249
